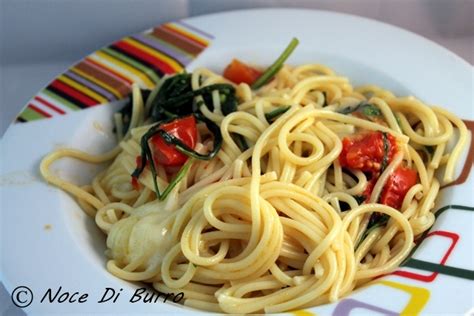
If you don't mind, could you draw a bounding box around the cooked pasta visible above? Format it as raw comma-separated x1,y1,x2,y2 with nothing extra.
40,54,468,313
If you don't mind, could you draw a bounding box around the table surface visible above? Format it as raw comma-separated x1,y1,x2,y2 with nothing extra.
0,0,473,314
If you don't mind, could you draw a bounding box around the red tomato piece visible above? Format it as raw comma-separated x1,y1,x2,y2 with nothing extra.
362,178,377,202
339,132,398,174
131,156,143,190
380,166,418,209
150,115,197,167
223,59,262,85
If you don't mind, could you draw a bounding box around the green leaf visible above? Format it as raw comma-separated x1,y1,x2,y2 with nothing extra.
425,146,435,156
380,132,390,173
132,113,223,200
114,89,151,135
356,213,389,249
251,38,299,90
338,102,381,117
265,106,291,123
149,74,237,121
361,103,381,117
234,134,249,151
353,195,366,205
395,114,401,126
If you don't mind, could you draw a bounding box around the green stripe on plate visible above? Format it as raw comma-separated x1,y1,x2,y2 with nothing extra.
43,89,81,111
102,47,161,84
405,259,474,280
19,107,45,121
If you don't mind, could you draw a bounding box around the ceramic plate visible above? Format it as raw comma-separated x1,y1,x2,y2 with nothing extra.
1,8,473,315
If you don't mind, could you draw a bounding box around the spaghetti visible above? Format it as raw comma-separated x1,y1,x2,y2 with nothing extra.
40,50,468,313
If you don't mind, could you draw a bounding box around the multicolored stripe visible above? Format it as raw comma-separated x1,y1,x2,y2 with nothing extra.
16,21,213,122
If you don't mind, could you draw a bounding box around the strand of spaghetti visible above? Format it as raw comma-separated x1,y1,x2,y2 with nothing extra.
40,147,121,209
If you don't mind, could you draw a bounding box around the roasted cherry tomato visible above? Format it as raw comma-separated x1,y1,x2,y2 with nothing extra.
223,59,262,85
339,131,398,174
380,166,418,209
150,115,197,167
131,155,143,190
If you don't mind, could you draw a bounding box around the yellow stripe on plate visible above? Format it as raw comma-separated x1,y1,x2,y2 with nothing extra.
291,310,317,316
123,37,183,72
378,280,430,315
58,75,108,104
94,51,155,88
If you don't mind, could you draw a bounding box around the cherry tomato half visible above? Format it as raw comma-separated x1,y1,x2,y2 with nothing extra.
223,59,262,85
150,115,197,167
380,166,418,209
339,131,398,174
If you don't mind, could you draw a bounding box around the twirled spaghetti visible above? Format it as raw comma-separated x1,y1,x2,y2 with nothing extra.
40,54,468,313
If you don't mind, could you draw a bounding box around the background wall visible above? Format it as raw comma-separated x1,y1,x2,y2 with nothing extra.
1,0,473,135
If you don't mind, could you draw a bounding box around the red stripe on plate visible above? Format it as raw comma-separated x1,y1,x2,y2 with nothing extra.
114,40,176,74
50,80,98,107
34,96,66,114
28,104,52,118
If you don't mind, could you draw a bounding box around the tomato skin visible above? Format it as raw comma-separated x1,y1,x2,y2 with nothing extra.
150,116,197,166
223,59,262,85
339,132,397,174
380,166,418,209
363,178,377,201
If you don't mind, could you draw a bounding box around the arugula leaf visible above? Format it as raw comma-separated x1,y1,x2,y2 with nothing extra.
128,72,238,201
265,106,291,123
380,132,390,173
149,74,237,121
338,102,381,117
220,92,238,115
322,91,328,107
353,195,366,205
234,134,249,151
115,89,151,135
361,103,381,117
425,146,435,156
251,38,299,90
356,213,390,249
395,114,402,126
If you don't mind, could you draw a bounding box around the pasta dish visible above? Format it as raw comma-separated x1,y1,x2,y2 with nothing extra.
40,39,468,313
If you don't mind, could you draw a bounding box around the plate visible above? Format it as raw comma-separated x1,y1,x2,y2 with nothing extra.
1,8,473,315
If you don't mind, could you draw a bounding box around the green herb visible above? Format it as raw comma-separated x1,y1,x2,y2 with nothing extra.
251,38,299,90
265,106,291,123
380,132,390,173
338,102,381,117
132,113,223,200
128,71,239,200
353,195,366,205
219,92,238,115
361,103,381,117
356,213,389,249
159,158,194,200
425,146,435,156
156,114,222,161
149,74,237,121
338,101,365,114
322,92,328,107
395,114,401,126
234,134,249,151
115,89,151,135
